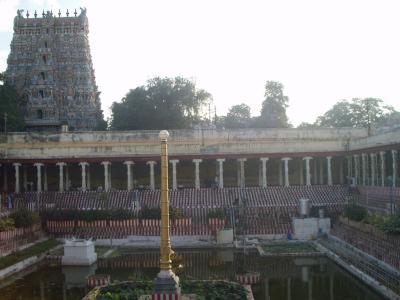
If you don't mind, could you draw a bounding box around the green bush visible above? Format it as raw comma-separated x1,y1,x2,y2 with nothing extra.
364,212,387,227
207,210,226,220
41,209,136,222
95,280,247,300
139,207,161,220
380,214,400,235
0,218,15,232
96,281,153,300
344,204,367,222
170,207,185,221
10,210,40,228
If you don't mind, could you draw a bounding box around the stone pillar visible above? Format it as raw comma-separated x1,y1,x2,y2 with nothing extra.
23,165,28,192
65,165,70,191
147,161,157,190
326,156,333,186
108,164,112,190
392,150,398,187
282,157,292,187
346,156,352,181
169,160,179,190
380,151,385,186
193,159,202,189
279,160,283,186
339,158,344,185
370,153,376,186
12,163,21,193
216,158,225,188
237,158,247,188
319,158,324,185
313,159,318,185
299,160,304,186
3,165,7,192
34,163,43,192
87,166,91,190
361,153,367,186
124,161,134,191
101,161,111,191
260,157,269,188
303,157,312,186
43,165,48,192
79,162,89,191
353,155,359,185
56,162,66,192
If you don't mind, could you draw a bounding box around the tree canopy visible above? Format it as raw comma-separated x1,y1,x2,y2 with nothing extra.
110,77,212,130
0,72,25,132
312,98,400,129
223,103,252,129
257,81,290,128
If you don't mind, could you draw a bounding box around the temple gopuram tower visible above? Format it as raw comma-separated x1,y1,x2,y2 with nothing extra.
5,8,103,131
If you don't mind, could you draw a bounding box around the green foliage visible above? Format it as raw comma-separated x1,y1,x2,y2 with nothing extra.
0,218,15,232
10,210,40,228
95,281,247,300
224,103,252,129
313,98,400,129
0,239,60,270
139,207,161,220
110,77,212,130
95,118,108,131
139,206,184,220
96,281,153,300
207,210,225,220
182,281,247,300
380,214,400,235
257,81,290,128
297,122,318,129
0,79,25,132
41,209,136,221
170,207,185,220
364,212,387,227
344,205,367,222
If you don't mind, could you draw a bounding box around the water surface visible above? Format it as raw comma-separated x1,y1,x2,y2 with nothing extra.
0,249,385,300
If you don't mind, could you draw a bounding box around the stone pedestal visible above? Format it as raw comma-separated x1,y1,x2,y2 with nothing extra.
217,229,234,244
62,239,97,266
154,270,181,294
293,218,331,240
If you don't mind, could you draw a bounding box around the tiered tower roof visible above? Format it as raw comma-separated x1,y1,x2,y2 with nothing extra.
5,8,103,131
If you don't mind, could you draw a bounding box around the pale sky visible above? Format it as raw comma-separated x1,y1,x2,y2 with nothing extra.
1,0,400,126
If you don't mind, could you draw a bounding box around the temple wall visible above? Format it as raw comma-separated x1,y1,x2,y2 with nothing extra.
349,129,400,151
0,128,368,161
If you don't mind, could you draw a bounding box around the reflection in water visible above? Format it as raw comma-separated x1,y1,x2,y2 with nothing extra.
62,264,97,289
0,249,386,300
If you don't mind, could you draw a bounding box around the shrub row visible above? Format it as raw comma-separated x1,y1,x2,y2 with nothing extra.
0,218,15,232
95,280,247,300
41,209,136,221
139,206,185,221
207,209,226,220
0,210,41,230
344,204,400,235
41,207,186,222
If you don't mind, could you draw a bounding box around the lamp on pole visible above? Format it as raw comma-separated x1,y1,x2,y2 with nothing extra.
154,130,180,295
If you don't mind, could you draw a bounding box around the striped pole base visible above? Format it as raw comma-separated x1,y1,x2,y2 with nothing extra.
152,294,181,300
